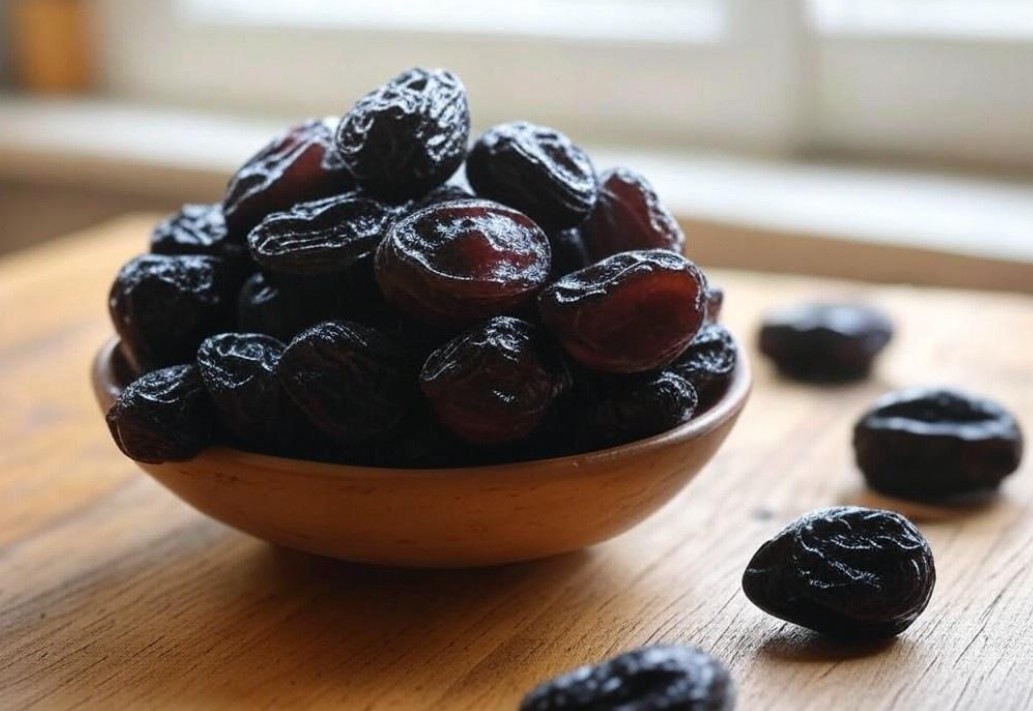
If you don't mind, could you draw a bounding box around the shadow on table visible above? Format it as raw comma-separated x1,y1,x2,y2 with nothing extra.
755,625,900,662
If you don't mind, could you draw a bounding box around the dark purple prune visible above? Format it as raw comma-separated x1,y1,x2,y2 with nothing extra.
704,286,724,324
854,388,1023,500
335,68,470,202
237,272,356,341
667,324,737,409
150,203,249,265
742,506,936,638
579,167,684,262
420,317,569,444
375,199,551,328
223,118,354,240
578,370,698,450
247,193,396,276
538,250,707,374
548,227,592,281
466,121,597,232
105,364,216,463
758,302,892,383
520,644,734,711
412,181,475,211
109,254,238,371
352,407,479,468
278,320,413,442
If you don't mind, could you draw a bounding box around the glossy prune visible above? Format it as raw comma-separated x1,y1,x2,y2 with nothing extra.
667,324,737,409
520,644,734,711
548,227,592,281
578,370,698,450
854,388,1024,500
742,506,936,638
420,317,569,444
579,167,684,262
335,68,470,201
105,364,216,463
278,320,413,442
704,286,724,324
109,254,238,371
466,121,597,232
538,250,707,373
150,203,248,265
375,199,551,328
223,118,354,239
758,302,892,383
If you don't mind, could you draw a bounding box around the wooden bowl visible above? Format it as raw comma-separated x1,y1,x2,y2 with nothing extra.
92,337,752,567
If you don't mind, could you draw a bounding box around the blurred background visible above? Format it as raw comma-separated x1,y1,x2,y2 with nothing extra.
1,0,1032,289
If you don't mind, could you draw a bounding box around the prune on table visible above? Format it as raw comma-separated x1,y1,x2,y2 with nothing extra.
538,250,707,373
742,506,936,638
579,167,684,262
548,227,592,281
704,286,724,324
335,68,470,202
520,644,734,711
277,320,413,442
150,203,249,267
420,317,569,444
854,388,1024,500
758,302,892,383
109,254,238,371
105,364,216,463
466,121,597,232
577,370,698,450
223,118,354,240
247,192,397,276
375,199,551,328
667,324,737,409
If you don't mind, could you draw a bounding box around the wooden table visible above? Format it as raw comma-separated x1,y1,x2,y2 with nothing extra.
3,216,1032,710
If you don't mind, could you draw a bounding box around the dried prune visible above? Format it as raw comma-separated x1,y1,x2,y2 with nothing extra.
667,324,737,409
758,302,892,382
412,181,475,210
579,167,684,262
223,118,354,239
420,317,569,444
335,68,470,201
854,388,1024,500
375,199,551,327
105,364,216,463
278,320,413,442
520,644,734,711
466,121,597,232
538,250,706,373
353,406,478,468
742,506,936,638
150,203,248,265
577,370,698,450
109,254,238,371
704,286,724,324
248,193,396,276
548,227,592,281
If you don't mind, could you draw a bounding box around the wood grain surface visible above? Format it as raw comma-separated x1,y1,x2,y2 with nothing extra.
2,216,1032,710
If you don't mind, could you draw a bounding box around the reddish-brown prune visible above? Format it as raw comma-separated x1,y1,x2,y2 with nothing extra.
578,370,698,450
742,506,936,638
466,121,597,232
375,199,551,328
335,68,470,202
854,388,1024,500
277,320,413,442
548,227,592,281
758,302,893,382
579,167,684,262
704,286,724,324
538,250,706,373
105,364,216,463
109,254,238,371
667,324,737,409
150,203,249,266
247,192,397,276
520,644,734,711
223,118,354,240
420,317,569,444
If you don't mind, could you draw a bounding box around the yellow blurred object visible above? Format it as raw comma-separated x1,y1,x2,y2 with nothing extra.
11,0,93,93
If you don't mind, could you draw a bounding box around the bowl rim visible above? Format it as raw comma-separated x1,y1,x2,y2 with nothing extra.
93,335,752,480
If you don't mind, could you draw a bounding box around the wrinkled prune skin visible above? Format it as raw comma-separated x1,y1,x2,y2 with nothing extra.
105,364,216,463
704,286,724,324
668,324,737,409
578,370,698,450
109,254,238,371
466,121,597,232
579,167,685,262
520,644,734,711
742,506,936,638
335,68,470,202
548,227,592,281
538,250,706,373
758,302,892,382
224,118,354,239
854,388,1024,500
247,193,397,276
375,199,551,328
150,203,249,266
420,317,569,444
277,320,413,442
